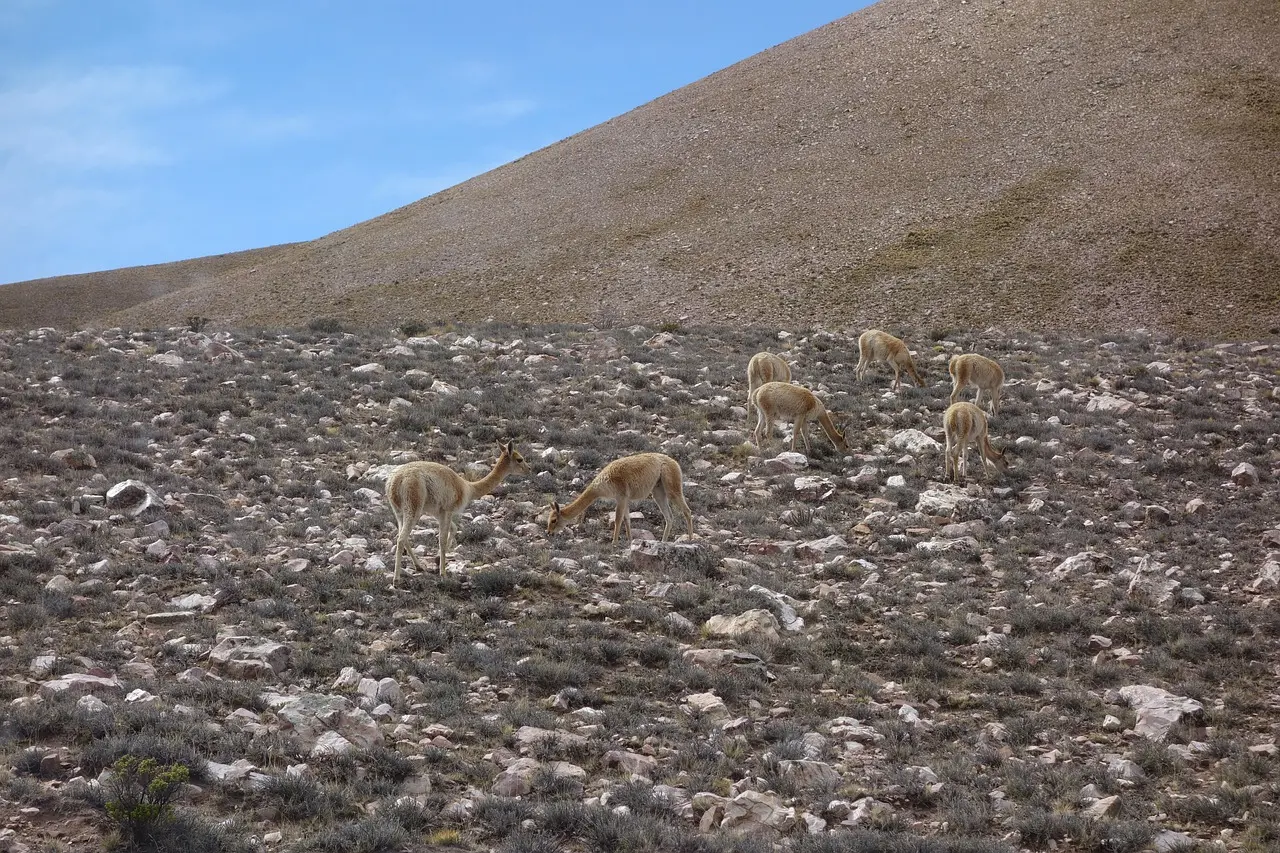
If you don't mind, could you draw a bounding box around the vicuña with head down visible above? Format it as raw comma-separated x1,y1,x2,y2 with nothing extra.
547,452,694,544
855,329,925,391
386,441,529,584
750,381,848,455
949,353,1005,416
943,402,1007,485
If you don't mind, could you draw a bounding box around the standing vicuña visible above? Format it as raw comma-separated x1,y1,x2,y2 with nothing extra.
386,441,529,583
855,329,925,391
943,402,1007,484
547,452,694,544
746,352,792,428
750,381,848,455
949,353,1005,416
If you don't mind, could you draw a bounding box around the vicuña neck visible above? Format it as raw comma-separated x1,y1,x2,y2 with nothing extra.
559,486,600,521
469,458,511,499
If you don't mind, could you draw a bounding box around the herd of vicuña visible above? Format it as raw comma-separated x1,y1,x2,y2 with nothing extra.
384,330,1008,584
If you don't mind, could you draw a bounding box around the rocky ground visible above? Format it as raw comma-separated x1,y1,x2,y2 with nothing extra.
0,321,1277,853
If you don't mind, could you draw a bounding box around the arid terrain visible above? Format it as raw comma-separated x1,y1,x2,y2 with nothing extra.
0,0,1277,337
0,320,1277,852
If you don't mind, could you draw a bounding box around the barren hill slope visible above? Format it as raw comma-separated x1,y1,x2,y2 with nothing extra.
1,0,1277,336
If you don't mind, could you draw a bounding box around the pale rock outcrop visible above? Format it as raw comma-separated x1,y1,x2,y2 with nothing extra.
1118,685,1203,741
704,609,781,642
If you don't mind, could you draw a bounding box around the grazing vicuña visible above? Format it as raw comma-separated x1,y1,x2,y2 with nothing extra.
949,353,1005,415
855,329,925,391
746,351,792,428
386,441,529,583
751,381,848,455
547,452,694,544
943,402,1007,484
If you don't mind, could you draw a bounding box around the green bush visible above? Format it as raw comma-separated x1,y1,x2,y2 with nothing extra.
104,756,190,845
308,317,344,333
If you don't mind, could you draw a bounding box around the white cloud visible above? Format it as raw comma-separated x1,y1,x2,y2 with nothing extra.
0,65,223,170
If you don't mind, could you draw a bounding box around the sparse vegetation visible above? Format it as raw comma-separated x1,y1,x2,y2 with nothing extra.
0,322,1275,853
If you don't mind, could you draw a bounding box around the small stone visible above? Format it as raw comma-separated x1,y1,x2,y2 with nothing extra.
1230,462,1260,486
44,575,74,593
1082,794,1120,819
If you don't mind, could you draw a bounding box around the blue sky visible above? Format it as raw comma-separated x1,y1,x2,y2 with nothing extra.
0,2,869,284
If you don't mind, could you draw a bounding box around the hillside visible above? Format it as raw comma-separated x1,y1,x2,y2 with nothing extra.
1,322,1277,851
0,0,1277,336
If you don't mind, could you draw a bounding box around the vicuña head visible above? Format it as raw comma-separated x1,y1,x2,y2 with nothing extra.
855,329,925,391
943,402,1007,485
746,351,793,429
949,353,1005,416
546,452,694,544
750,381,848,455
386,440,529,584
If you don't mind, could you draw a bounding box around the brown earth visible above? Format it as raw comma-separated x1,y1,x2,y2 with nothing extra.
0,0,1277,337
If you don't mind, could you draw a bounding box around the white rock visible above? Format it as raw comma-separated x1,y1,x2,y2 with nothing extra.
1086,394,1135,414
40,673,124,700
205,758,257,785
1251,556,1280,590
779,759,841,788
311,730,355,757
148,352,185,368
170,593,218,613
1230,462,1260,486
842,796,893,826
887,429,941,454
76,695,109,713
762,452,809,471
721,790,796,836
683,692,730,721
1118,685,1203,741
1052,551,1112,579
915,487,969,516
795,535,848,559
704,609,781,641
105,480,160,516
44,575,74,593
1082,794,1120,819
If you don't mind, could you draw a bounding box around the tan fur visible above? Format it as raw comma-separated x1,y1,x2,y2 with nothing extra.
750,381,848,455
547,452,694,544
386,441,529,583
943,402,1006,484
949,353,1005,416
855,329,925,391
746,352,792,428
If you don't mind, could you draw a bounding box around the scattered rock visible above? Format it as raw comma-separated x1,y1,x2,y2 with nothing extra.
105,479,160,516
1230,462,1260,486
704,609,781,642
1118,685,1204,741
720,790,796,837
51,448,97,469
208,637,291,677
40,673,124,700
887,428,941,454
